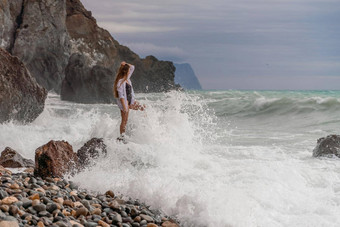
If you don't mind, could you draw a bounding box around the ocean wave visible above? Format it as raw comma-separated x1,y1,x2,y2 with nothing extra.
203,91,340,117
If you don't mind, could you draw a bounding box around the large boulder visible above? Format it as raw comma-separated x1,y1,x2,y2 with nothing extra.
0,48,47,123
0,147,34,168
0,0,23,51
11,0,71,93
34,140,78,178
61,54,115,103
77,138,107,167
313,135,340,158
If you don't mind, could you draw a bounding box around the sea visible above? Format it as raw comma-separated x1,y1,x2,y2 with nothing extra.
1,90,340,227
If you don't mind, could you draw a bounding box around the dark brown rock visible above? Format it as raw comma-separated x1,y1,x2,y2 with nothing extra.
77,138,107,167
0,48,47,123
11,0,71,93
34,140,78,178
0,147,34,168
313,135,340,158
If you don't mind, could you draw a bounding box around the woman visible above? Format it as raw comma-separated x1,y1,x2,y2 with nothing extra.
113,61,144,142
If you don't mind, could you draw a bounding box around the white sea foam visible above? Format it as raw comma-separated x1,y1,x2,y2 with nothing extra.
1,91,340,226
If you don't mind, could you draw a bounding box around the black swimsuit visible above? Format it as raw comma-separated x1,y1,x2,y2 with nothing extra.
126,83,132,105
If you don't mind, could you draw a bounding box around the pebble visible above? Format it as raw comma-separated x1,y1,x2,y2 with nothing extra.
0,205,9,212
75,207,88,218
0,171,179,227
140,214,154,222
1,196,18,205
33,204,46,212
105,190,114,198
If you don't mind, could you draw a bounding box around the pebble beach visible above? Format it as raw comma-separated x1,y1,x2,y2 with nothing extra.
0,168,179,227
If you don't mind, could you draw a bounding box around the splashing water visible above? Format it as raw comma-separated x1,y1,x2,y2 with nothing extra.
2,90,340,226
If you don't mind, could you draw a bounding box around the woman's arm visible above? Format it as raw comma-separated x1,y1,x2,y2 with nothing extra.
127,64,135,80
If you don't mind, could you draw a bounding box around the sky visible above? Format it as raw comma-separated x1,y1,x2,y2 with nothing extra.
81,0,340,90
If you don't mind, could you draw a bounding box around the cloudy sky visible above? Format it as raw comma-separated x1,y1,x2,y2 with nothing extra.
82,0,340,90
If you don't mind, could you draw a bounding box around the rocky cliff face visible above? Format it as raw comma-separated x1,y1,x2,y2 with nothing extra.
174,63,202,90
12,0,71,93
0,0,178,103
0,48,47,123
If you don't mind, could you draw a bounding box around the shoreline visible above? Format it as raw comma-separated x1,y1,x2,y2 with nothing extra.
0,168,179,227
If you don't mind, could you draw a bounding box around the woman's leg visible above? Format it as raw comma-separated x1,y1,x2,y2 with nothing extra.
120,110,129,135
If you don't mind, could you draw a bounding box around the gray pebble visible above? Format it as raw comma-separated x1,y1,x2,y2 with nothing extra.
33,204,46,212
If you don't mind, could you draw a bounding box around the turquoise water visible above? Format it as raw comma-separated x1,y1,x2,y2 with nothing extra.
1,90,340,226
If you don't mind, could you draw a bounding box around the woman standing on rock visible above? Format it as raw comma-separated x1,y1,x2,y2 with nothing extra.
114,61,145,142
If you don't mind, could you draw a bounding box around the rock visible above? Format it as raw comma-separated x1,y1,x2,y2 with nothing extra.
146,224,158,227
8,205,18,215
34,140,78,178
77,138,107,167
61,53,116,104
140,214,154,223
108,200,120,211
11,0,71,93
313,135,340,157
70,220,84,227
161,221,179,227
0,0,23,51
98,220,110,227
0,220,20,227
0,48,47,123
91,208,101,215
23,167,34,174
0,166,12,175
1,196,18,205
75,207,88,218
174,63,202,90
105,190,114,198
0,147,34,168
33,204,46,212
46,203,58,213
0,205,9,212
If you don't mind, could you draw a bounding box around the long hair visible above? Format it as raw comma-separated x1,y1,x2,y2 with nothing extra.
113,64,130,98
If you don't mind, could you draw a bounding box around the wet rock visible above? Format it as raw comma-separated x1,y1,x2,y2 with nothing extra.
77,138,107,167
313,135,340,157
0,147,34,168
34,140,78,178
105,190,114,198
0,48,47,123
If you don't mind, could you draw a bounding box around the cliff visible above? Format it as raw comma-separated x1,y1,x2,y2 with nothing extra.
0,0,178,104
174,63,202,90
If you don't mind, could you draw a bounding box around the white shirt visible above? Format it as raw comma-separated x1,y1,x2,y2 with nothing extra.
116,65,135,110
